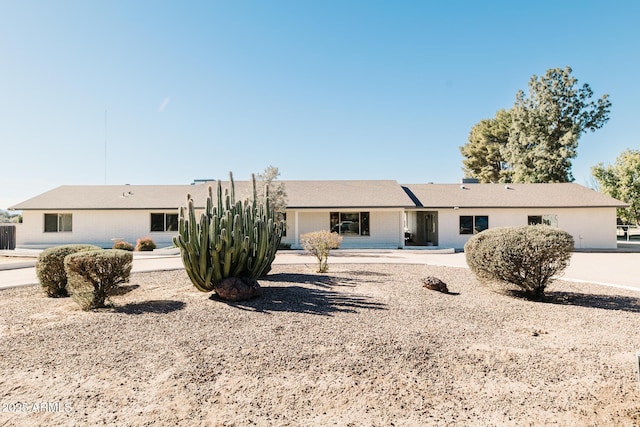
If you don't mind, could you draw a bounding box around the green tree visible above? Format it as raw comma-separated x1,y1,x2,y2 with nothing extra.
255,165,287,221
592,149,640,225
460,109,512,183
503,66,611,183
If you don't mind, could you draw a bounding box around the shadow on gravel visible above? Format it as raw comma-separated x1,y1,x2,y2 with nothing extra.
512,291,640,313
264,271,388,289
216,285,387,315
114,300,186,315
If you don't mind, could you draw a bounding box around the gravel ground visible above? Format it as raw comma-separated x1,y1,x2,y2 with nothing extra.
1,263,639,426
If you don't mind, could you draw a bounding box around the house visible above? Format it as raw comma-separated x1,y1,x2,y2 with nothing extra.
9,180,626,250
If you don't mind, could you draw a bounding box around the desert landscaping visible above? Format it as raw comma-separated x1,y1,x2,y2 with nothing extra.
1,262,639,426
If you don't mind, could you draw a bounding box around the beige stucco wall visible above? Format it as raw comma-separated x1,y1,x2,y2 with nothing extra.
432,207,618,249
18,210,178,249
282,209,404,249
18,206,618,250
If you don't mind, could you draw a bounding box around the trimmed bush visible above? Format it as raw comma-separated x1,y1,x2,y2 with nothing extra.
300,230,343,273
112,240,134,251
135,236,157,251
36,244,101,297
465,225,574,299
64,249,133,310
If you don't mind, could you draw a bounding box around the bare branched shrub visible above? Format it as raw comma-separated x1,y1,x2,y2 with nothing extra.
465,225,574,299
64,249,133,310
300,230,342,273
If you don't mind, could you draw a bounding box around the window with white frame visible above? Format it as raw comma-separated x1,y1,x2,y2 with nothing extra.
151,213,179,232
330,212,370,236
44,213,72,232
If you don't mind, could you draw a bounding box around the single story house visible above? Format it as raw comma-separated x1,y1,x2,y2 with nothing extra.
9,180,626,250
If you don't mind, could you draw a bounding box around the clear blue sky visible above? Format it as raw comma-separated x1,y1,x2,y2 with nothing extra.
1,0,638,209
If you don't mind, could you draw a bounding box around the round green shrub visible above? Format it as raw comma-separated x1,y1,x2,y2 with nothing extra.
464,225,574,299
36,244,101,297
135,236,156,251
64,249,133,310
112,240,134,251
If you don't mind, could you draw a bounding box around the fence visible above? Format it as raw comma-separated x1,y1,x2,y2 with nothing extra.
0,225,16,250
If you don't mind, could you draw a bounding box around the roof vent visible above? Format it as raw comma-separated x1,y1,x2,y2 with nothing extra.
460,185,467,190
504,185,512,190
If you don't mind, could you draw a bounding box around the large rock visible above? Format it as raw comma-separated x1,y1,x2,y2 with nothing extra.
214,277,263,301
421,276,449,293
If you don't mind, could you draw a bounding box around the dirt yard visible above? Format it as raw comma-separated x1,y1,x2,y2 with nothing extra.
1,263,639,426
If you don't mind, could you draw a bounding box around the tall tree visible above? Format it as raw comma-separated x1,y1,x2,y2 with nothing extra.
255,165,287,221
460,109,512,183
503,66,611,182
592,149,640,225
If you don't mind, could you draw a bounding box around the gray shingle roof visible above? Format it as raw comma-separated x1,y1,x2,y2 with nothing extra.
402,183,627,208
10,180,416,210
10,181,626,211
280,180,414,208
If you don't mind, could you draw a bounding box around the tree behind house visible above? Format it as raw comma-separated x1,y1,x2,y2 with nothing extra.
460,109,512,183
461,67,611,183
255,165,287,222
592,149,640,225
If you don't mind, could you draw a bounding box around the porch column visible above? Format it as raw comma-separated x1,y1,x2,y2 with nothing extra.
399,210,405,248
294,211,300,249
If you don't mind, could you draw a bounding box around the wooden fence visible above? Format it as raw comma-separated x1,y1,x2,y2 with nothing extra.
0,225,16,250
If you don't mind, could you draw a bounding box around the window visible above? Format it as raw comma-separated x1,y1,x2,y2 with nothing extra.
528,215,558,227
330,212,370,236
151,213,178,232
459,215,488,235
44,213,72,232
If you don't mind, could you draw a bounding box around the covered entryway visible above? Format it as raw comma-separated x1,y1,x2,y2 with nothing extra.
405,211,438,247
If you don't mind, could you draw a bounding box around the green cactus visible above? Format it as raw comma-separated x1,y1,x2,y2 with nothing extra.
173,172,284,293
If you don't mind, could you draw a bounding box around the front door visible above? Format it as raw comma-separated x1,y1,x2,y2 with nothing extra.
424,213,437,246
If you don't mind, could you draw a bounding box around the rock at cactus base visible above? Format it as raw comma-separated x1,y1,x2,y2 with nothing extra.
422,276,449,293
214,277,263,301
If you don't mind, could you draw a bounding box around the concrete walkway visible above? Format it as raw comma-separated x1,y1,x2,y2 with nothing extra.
0,248,638,293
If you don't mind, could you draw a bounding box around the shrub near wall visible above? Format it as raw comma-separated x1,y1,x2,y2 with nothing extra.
64,249,133,310
113,240,134,251
135,237,156,251
36,244,101,297
465,225,574,299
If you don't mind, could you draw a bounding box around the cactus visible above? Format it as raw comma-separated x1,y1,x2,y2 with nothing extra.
173,172,284,295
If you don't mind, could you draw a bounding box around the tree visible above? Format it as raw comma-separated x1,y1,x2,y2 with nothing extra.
503,66,611,183
592,149,640,225
0,209,21,223
255,165,287,221
460,109,512,183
